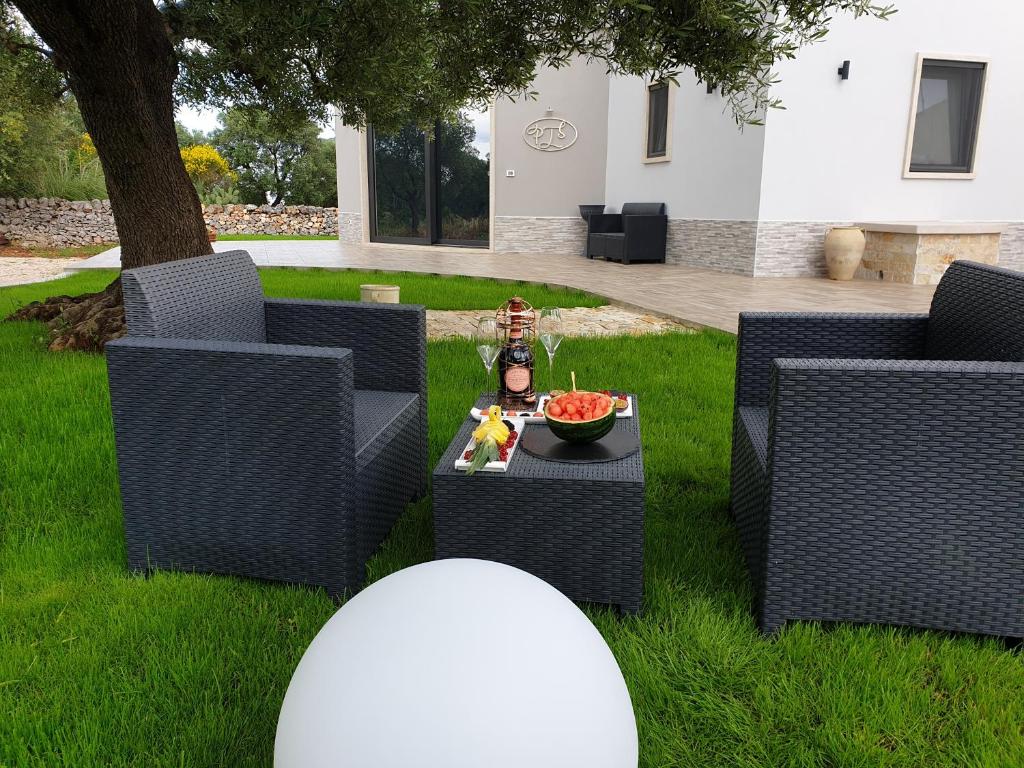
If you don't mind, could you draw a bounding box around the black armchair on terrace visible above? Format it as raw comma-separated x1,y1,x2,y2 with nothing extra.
586,202,668,264
731,260,1024,638
105,250,427,597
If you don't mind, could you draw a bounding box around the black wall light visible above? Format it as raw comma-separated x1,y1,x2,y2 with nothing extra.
837,60,851,80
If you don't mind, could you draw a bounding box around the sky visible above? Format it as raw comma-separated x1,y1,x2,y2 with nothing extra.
175,105,492,156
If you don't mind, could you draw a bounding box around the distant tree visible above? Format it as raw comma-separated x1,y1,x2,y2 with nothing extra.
211,108,326,206
0,5,64,195
4,0,893,350
288,138,338,208
174,122,206,148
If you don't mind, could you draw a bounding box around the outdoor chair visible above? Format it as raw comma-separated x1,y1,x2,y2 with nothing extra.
586,202,667,264
730,260,1024,638
106,250,427,597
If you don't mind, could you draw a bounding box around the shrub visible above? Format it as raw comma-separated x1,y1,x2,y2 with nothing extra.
198,182,241,205
38,151,107,200
180,144,235,187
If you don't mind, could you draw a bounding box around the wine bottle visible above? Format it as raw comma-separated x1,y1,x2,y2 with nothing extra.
497,297,536,408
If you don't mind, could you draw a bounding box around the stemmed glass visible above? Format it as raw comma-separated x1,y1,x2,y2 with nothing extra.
538,307,564,396
476,317,500,399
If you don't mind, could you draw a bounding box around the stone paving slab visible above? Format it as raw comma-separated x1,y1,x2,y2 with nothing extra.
72,240,939,333
427,306,692,340
0,257,81,288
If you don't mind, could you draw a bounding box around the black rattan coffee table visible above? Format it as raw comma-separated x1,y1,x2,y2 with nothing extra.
433,394,645,613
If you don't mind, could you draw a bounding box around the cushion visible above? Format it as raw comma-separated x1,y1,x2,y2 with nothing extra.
925,260,1024,361
121,250,266,343
621,202,666,216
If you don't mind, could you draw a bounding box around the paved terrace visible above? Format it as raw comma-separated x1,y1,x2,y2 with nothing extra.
72,240,937,333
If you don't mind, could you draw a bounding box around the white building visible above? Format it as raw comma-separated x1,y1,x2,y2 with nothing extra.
336,0,1023,279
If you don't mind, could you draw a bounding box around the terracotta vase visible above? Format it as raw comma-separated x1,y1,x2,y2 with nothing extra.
824,226,865,281
207,227,218,243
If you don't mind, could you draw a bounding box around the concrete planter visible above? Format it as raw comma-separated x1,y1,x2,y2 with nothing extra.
824,226,865,281
360,284,400,303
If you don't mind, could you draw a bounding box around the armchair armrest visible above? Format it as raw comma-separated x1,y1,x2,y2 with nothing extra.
735,312,929,407
762,357,1024,630
587,213,623,234
107,336,355,458
264,298,425,395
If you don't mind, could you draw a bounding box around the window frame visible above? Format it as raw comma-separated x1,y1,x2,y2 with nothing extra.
643,81,674,164
903,53,988,180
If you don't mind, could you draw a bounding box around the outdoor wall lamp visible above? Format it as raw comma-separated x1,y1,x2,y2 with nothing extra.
837,60,851,80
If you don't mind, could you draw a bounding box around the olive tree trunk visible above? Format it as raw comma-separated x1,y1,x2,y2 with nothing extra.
7,0,212,350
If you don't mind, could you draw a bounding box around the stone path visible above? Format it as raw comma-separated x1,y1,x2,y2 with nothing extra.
0,257,81,288
74,240,937,333
427,305,691,340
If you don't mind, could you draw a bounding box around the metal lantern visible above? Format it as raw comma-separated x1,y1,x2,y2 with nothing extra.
496,296,536,345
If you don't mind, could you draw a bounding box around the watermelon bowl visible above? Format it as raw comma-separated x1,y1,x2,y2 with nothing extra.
543,391,616,444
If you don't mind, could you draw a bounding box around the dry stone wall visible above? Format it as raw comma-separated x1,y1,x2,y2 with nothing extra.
0,198,339,247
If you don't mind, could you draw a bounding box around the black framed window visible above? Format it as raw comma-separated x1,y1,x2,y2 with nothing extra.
909,59,986,174
646,83,670,159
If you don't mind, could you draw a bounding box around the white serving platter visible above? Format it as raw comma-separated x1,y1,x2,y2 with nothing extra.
470,394,634,424
454,417,526,473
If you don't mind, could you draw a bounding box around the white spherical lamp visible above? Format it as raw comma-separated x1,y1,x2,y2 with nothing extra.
275,558,638,768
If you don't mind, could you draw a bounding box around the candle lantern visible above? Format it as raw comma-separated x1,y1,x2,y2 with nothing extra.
495,297,537,409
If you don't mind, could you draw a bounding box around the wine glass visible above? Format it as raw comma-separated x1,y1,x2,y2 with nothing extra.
476,317,500,400
538,307,564,396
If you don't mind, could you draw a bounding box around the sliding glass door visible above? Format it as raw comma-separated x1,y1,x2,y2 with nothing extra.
368,125,429,243
368,112,489,247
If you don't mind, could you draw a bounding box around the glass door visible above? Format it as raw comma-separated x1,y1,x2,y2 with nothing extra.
368,111,489,247
368,125,429,244
436,115,489,246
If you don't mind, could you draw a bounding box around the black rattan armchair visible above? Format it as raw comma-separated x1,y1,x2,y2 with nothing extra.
731,260,1024,638
106,251,427,597
586,202,667,264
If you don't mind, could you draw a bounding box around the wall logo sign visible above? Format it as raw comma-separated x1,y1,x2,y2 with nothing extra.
523,117,578,152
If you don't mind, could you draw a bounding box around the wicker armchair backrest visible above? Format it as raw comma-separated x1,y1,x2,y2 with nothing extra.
121,250,267,343
925,260,1024,362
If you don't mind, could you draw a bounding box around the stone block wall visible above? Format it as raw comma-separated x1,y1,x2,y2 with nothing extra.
338,212,363,243
204,203,338,237
668,220,757,274
0,197,339,247
857,231,1001,285
998,223,1024,272
0,197,117,247
753,221,846,277
493,216,585,254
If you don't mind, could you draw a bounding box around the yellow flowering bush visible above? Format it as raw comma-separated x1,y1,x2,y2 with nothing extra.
77,133,96,161
180,144,236,186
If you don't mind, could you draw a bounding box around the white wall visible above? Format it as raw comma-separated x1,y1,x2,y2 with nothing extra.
493,59,610,217
603,71,765,219
334,118,363,214
759,0,1024,222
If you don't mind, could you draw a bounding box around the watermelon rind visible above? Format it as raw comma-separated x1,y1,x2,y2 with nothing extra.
543,393,616,444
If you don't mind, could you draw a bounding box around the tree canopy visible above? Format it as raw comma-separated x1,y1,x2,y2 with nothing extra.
212,109,336,207
163,0,893,129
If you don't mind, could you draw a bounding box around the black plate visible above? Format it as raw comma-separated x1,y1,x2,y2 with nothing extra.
520,427,640,463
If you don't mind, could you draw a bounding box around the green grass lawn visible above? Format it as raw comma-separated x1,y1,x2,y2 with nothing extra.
3,268,604,313
1,272,1020,767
